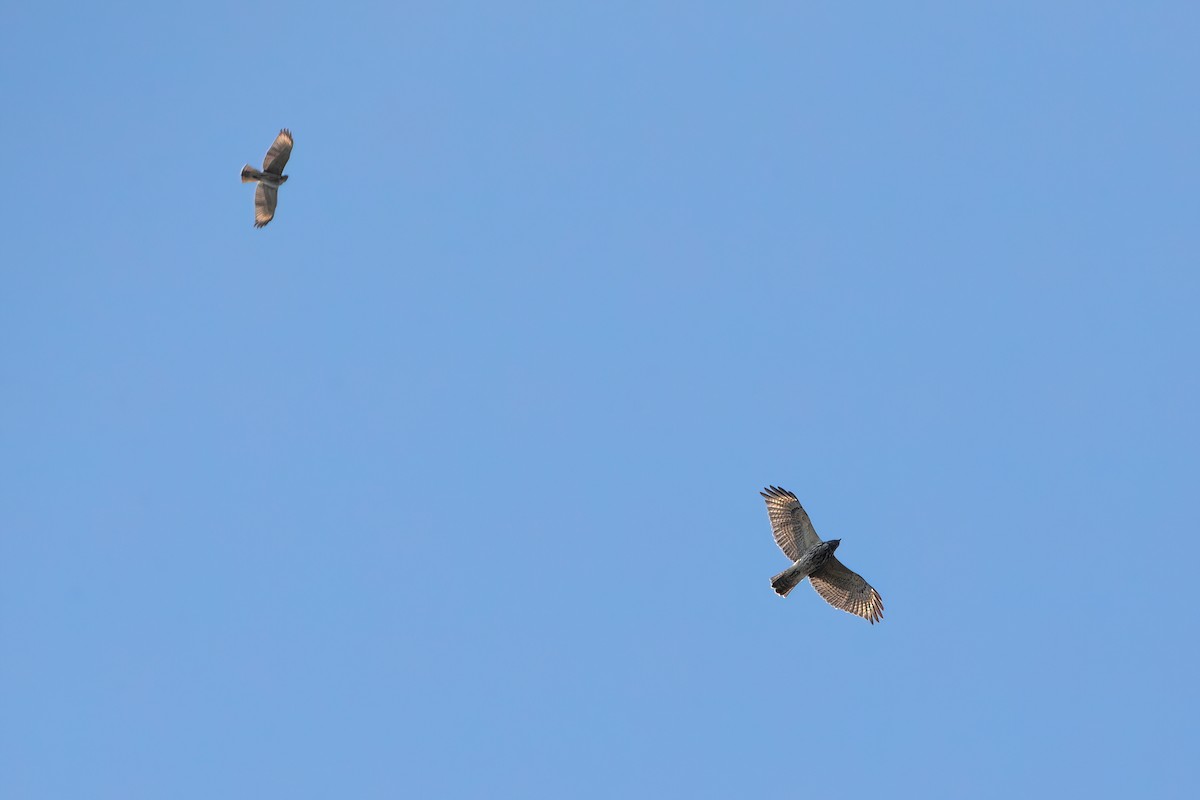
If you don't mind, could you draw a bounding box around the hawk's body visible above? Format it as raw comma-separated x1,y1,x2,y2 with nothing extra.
241,129,293,228
761,486,884,624
769,539,839,597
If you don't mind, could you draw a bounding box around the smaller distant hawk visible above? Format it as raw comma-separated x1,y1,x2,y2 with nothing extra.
240,129,293,228
761,486,884,624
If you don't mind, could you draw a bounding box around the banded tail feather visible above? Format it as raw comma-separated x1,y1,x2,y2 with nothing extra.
770,566,804,597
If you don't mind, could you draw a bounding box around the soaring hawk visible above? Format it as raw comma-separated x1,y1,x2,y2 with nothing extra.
761,486,884,624
240,129,293,228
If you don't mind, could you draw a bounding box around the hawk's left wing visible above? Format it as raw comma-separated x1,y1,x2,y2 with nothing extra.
810,554,884,624
254,183,278,228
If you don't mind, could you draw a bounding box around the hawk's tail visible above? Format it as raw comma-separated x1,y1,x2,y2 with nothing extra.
770,567,804,597
241,165,262,183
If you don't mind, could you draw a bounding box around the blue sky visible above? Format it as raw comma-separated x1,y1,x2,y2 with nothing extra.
2,2,1198,797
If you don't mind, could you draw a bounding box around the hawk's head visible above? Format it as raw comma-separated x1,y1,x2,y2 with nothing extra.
828,539,841,551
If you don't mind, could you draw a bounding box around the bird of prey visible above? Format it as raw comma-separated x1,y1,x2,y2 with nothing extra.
761,486,884,624
240,129,293,228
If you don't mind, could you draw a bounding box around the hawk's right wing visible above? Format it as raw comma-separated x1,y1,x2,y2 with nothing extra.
760,486,822,561
254,183,278,228
261,129,293,175
810,554,884,624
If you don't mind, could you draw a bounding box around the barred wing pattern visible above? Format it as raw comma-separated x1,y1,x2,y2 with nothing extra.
810,554,884,624
760,485,822,560
254,184,279,229
262,129,293,175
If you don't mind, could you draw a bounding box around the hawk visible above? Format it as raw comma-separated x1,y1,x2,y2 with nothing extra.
240,129,293,228
761,486,884,624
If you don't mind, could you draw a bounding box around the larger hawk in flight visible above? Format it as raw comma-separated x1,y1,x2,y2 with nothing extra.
761,486,884,624
240,129,293,228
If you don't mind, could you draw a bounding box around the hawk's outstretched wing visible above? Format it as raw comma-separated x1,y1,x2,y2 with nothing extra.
262,129,293,175
254,183,278,228
760,486,822,561
810,554,884,624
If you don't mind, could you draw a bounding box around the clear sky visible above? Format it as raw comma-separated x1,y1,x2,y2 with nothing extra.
2,2,1198,797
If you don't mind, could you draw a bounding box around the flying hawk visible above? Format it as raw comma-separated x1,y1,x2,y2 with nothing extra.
240,129,293,228
761,486,884,624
